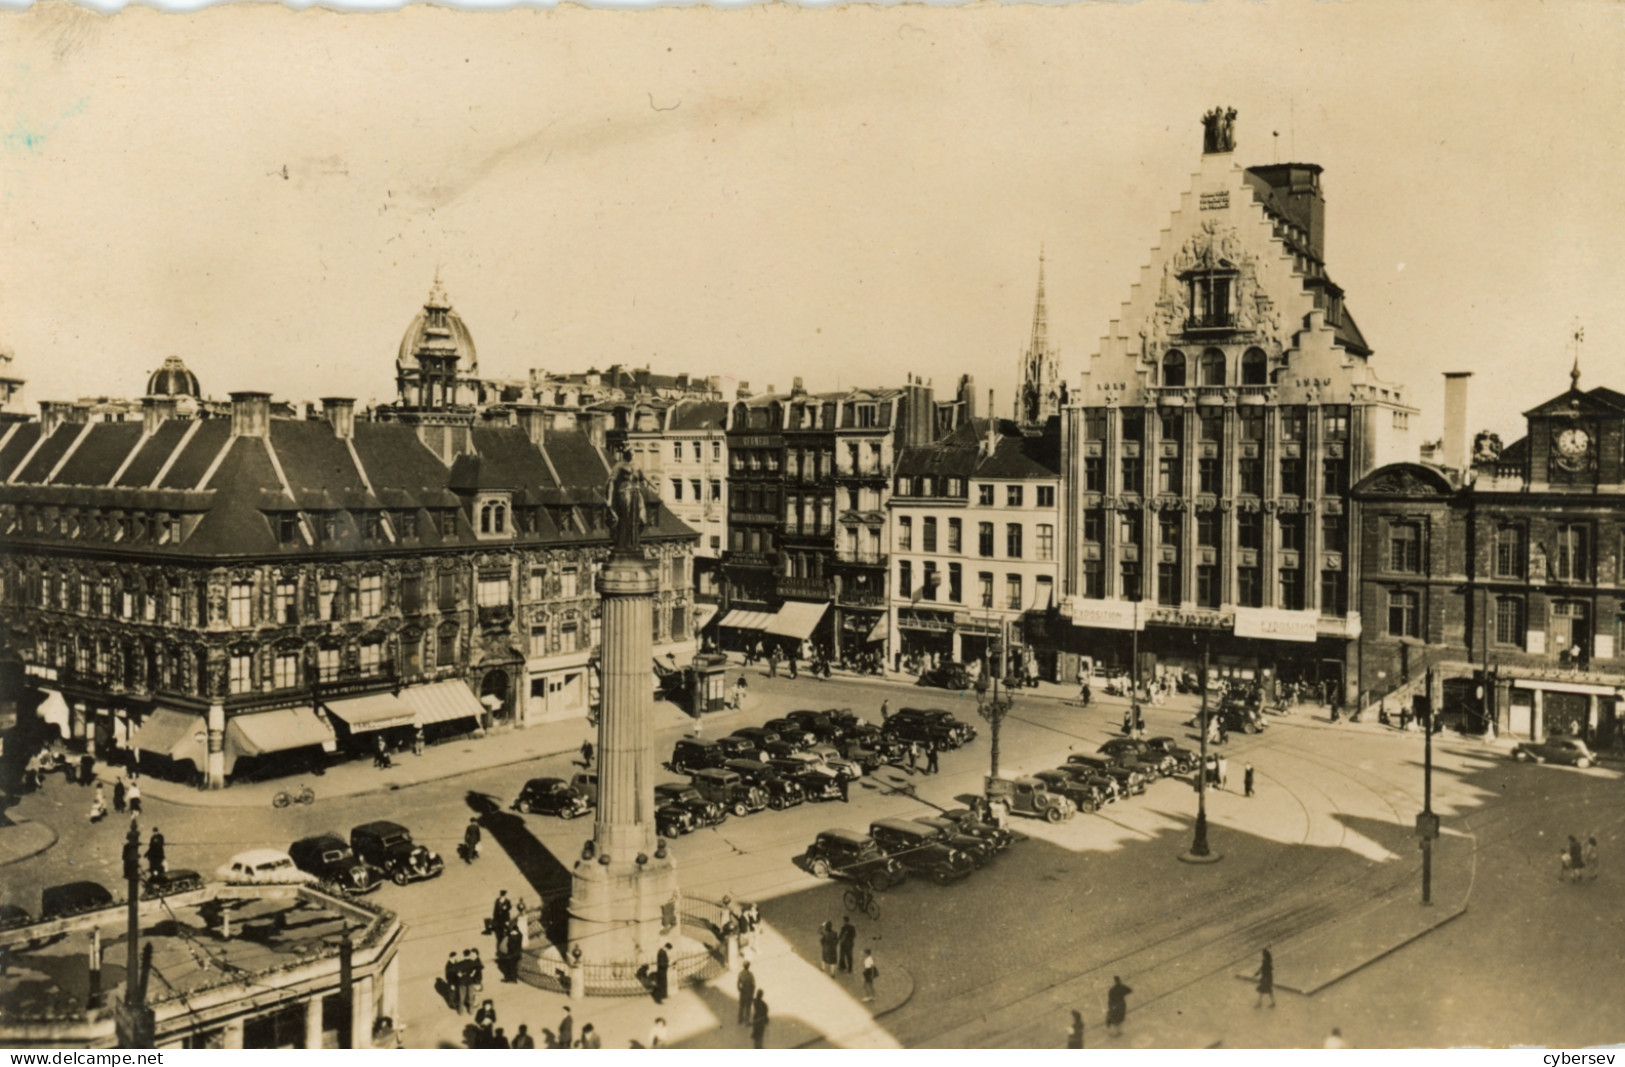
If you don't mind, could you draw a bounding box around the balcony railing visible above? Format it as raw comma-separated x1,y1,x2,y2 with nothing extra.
835,547,887,565
776,576,833,600
837,589,888,608
834,463,892,480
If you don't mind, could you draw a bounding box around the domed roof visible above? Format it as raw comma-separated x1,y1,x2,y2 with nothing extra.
397,278,478,374
147,355,202,398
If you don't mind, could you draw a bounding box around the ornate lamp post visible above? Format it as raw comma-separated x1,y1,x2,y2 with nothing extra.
1180,634,1221,864
976,619,1014,784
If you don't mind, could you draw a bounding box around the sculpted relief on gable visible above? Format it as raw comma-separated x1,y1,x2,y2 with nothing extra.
1139,218,1284,362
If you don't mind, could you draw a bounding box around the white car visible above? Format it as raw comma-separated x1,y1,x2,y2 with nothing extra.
216,849,321,887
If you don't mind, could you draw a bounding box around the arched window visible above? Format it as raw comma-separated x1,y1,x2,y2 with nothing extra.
493,503,506,534
1240,348,1268,386
1162,350,1187,387
1200,349,1226,386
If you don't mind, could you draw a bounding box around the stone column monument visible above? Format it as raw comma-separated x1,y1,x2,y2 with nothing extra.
567,461,679,964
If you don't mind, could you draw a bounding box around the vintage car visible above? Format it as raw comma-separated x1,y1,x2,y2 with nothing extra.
1052,763,1122,804
728,727,782,752
995,777,1077,822
800,829,908,889
0,903,33,930
910,816,998,866
723,759,807,809
766,760,843,802
655,803,696,838
349,821,445,885
216,849,321,888
1031,769,1102,814
801,743,864,780
1142,736,1199,774
41,882,114,921
882,708,975,749
840,726,907,771
290,835,382,895
654,782,728,827
915,663,973,691
711,735,760,761
690,767,770,816
569,772,600,805
763,718,817,748
867,819,976,884
669,738,728,775
1512,736,1598,768
939,808,1018,850
1099,738,1177,777
786,709,850,743
1094,743,1166,780
1065,753,1147,795
513,778,593,818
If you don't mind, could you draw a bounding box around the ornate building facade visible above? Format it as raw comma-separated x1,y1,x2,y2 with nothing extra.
1053,113,1417,697
1352,365,1625,746
0,287,698,787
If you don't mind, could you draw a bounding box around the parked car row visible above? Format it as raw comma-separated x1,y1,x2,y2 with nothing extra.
801,807,1019,890
220,821,445,894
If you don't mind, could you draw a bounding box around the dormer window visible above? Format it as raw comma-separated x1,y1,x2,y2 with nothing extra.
477,495,510,538
276,514,302,546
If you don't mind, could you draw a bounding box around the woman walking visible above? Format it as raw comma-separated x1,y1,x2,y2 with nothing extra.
1066,1010,1085,1048
1254,947,1275,1008
1105,976,1132,1037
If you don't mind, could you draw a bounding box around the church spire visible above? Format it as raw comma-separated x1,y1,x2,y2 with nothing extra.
1570,321,1584,390
1018,246,1060,424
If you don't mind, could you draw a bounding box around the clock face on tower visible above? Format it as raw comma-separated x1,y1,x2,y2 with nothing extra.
1554,426,1591,472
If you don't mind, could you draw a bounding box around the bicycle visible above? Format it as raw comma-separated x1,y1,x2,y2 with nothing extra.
273,783,316,808
842,883,881,921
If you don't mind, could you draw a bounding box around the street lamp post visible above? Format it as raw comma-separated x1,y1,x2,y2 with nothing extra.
1402,637,1441,904
1180,634,1220,863
977,620,1013,783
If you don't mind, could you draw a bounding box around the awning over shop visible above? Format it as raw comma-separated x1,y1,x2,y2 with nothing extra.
692,604,720,631
36,689,71,739
866,615,890,644
764,601,830,641
131,708,208,768
405,679,485,725
323,692,416,734
224,707,336,771
718,609,774,632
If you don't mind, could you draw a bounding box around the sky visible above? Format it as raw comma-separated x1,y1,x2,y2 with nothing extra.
1,0,1621,446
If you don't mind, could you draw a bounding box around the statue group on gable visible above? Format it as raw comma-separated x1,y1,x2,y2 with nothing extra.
1202,107,1238,154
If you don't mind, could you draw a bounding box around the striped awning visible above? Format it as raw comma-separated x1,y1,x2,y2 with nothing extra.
224,707,337,771
404,679,484,726
131,708,208,768
718,609,774,631
764,601,830,641
692,604,720,630
36,689,71,739
323,692,416,733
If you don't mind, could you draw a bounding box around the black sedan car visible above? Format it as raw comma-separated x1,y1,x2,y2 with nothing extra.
1064,753,1146,795
290,834,383,895
654,782,728,827
1032,769,1102,814
882,708,975,749
1142,736,1199,774
1097,740,1173,778
915,663,973,691
512,778,593,818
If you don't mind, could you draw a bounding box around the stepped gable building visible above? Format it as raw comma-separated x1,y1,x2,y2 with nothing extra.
888,410,1061,676
717,376,976,662
1053,110,1416,697
1352,364,1625,747
0,284,698,788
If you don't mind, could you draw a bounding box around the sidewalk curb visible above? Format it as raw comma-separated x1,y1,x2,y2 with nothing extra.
0,818,60,869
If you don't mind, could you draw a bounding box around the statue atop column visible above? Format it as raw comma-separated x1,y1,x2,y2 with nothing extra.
1202,107,1237,154
607,456,650,554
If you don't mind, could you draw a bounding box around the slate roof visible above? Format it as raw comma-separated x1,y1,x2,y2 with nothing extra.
895,417,1061,481
0,409,695,560
668,400,727,433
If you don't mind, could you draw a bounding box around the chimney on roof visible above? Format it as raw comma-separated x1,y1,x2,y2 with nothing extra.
1441,372,1472,472
767,385,777,396
320,397,355,440
141,395,177,435
579,410,608,453
515,404,548,448
958,375,977,422
983,392,998,458
39,401,68,437
707,375,724,399
791,377,807,398
737,381,752,400
230,391,271,438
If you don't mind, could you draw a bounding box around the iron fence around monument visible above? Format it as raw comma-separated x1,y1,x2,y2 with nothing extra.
520,897,730,998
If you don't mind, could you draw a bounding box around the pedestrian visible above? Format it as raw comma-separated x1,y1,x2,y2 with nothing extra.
838,917,857,973
819,921,838,976
732,675,748,710
1080,678,1092,707
557,1006,573,1050
926,742,940,775
581,739,595,768
147,828,166,877
838,774,850,803
905,742,918,773
861,948,878,1002
444,952,461,1010
491,889,511,936
768,648,780,678
1216,756,1229,792
648,1017,667,1048
579,1023,601,1049
1244,763,1255,798
89,788,108,823
471,948,486,997
880,698,890,722
512,1024,535,1049
491,1027,510,1049
1122,708,1133,736
1067,1009,1085,1049
653,942,671,1003
126,777,141,815
751,991,769,1048
113,777,127,813
413,726,425,756
79,752,95,786
464,817,482,863
1254,947,1275,1008
474,999,497,1045
737,961,756,1025
1324,1027,1348,1049
1105,976,1132,1036
1568,835,1586,884
1133,704,1145,738
1585,835,1599,881
788,652,798,680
